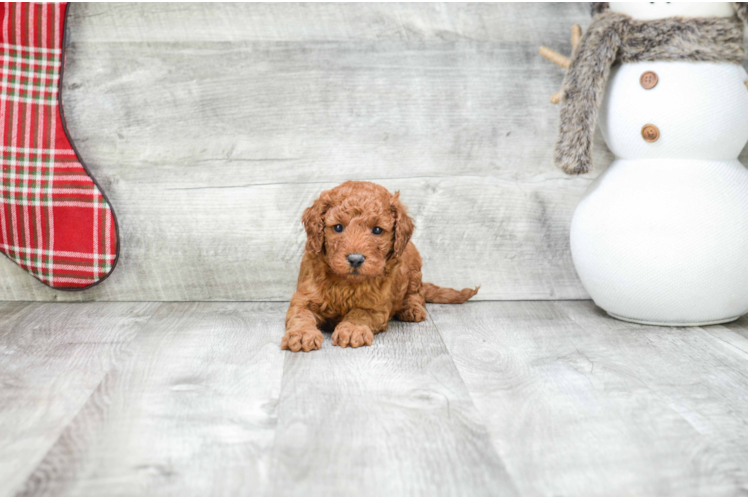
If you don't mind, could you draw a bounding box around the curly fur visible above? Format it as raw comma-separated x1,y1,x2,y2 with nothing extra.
282,181,479,352
557,4,747,175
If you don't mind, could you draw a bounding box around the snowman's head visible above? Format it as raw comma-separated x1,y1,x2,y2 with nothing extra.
607,2,736,21
593,2,748,21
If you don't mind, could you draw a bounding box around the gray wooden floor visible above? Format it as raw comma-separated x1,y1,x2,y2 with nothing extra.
2,301,747,496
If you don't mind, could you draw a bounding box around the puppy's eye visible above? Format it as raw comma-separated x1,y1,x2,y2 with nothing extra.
372,226,383,235
333,224,344,233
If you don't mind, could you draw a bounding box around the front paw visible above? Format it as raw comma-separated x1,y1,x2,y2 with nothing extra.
396,304,427,322
282,328,324,352
332,322,374,348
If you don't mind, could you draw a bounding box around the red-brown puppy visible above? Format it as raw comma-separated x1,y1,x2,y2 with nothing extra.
282,181,478,352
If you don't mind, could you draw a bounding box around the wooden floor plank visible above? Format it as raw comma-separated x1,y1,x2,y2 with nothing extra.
269,315,516,496
6,300,747,495
429,300,748,496
16,302,286,496
711,315,748,354
0,302,160,496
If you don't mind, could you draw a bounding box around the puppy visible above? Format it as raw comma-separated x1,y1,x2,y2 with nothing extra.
282,181,478,352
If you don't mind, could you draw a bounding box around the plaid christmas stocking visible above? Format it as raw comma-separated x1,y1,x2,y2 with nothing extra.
0,2,118,290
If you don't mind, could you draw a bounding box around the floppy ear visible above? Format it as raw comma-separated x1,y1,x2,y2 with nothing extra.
736,3,748,23
302,191,332,254
390,191,415,258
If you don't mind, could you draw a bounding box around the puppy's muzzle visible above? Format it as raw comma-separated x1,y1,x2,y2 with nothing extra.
346,253,366,268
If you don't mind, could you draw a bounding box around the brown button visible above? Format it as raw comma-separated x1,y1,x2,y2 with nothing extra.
640,71,658,89
641,124,660,142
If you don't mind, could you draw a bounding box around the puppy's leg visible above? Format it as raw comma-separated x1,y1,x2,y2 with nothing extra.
395,292,427,322
282,297,324,352
332,308,389,348
395,270,427,322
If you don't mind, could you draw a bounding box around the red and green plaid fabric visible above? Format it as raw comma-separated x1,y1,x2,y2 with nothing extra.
0,2,118,289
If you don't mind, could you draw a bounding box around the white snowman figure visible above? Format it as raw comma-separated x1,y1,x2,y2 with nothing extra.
541,2,748,325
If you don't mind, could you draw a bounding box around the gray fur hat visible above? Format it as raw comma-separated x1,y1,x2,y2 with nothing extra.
593,2,748,20
554,3,748,175
736,2,748,21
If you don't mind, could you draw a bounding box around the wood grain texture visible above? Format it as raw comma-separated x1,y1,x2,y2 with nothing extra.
0,301,160,496
10,301,516,496
68,2,592,43
0,3,744,302
270,313,516,496
430,300,748,496
0,2,615,302
4,300,748,495
16,302,286,496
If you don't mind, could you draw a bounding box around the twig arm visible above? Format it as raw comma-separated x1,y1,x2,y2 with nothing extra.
539,46,571,69
540,25,583,104
571,24,582,49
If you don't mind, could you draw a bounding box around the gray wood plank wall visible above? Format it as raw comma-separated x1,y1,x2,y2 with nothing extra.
0,3,746,301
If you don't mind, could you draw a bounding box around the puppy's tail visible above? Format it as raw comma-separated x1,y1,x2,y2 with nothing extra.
423,283,479,304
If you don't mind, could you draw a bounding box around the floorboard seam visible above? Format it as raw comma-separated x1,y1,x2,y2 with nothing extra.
12,302,165,496
264,347,290,496
549,302,739,467
699,326,748,358
426,308,521,495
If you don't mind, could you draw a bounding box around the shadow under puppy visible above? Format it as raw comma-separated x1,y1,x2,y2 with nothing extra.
283,181,478,352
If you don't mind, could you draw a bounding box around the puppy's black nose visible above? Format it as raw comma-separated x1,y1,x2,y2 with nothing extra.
347,253,365,268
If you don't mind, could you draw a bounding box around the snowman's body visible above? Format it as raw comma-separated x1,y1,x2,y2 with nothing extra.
569,3,748,325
